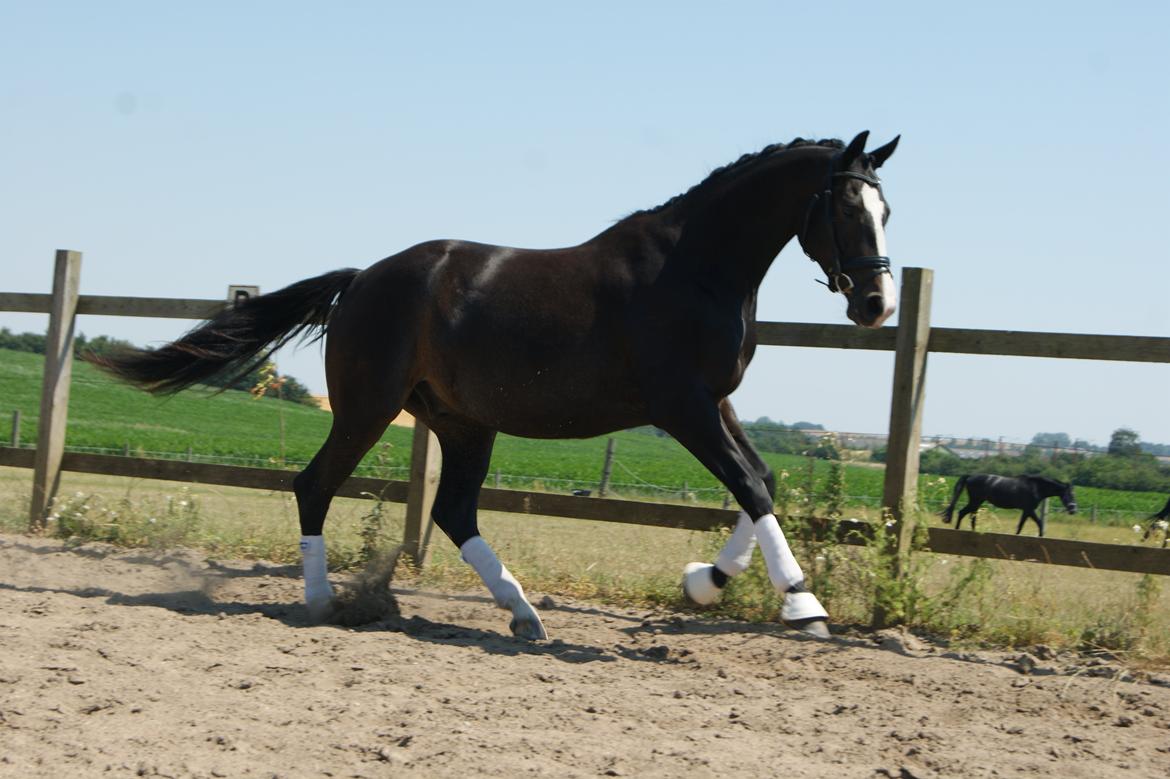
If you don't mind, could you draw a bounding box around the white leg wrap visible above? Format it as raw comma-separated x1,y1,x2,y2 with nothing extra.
754,514,805,592
300,535,334,620
714,511,757,575
460,536,547,640
683,513,761,606
682,563,722,605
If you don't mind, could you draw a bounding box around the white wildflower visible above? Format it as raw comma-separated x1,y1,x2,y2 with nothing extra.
179,500,189,508
1156,520,1169,531
148,517,157,524
1133,525,1143,533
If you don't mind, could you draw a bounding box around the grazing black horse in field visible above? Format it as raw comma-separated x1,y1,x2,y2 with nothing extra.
1143,495,1170,548
940,474,1077,537
94,131,900,641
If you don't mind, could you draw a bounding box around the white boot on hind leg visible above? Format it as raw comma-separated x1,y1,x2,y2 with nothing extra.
461,536,548,641
301,535,335,622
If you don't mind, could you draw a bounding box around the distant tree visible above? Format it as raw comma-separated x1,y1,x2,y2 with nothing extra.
76,334,136,359
277,374,317,407
1031,432,1071,449
1108,428,1142,457
0,328,47,354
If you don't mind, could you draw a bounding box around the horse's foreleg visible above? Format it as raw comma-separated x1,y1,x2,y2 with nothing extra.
430,423,547,641
1016,510,1043,536
683,401,767,606
660,393,828,638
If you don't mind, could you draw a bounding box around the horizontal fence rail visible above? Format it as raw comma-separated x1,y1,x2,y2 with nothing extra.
5,292,1168,362
756,322,1170,363
0,293,224,319
2,446,1166,576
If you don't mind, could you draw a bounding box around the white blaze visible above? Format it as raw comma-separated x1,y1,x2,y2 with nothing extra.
860,183,887,256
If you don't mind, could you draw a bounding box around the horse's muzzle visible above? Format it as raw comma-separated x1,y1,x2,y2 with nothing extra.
847,272,896,328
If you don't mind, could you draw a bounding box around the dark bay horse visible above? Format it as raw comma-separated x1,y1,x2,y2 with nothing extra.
94,131,900,641
940,474,1078,537
1143,495,1170,547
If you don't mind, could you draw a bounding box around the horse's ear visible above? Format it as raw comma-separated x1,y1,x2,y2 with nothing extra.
870,135,900,169
841,131,870,165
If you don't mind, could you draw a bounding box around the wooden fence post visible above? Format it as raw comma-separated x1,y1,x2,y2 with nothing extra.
403,421,441,567
875,267,933,627
10,410,20,448
598,437,616,497
29,250,82,530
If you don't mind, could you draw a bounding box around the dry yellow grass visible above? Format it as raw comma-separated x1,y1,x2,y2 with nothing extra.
2,465,1166,664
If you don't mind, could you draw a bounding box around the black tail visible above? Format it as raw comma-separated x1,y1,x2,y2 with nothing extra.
90,268,360,394
938,475,968,524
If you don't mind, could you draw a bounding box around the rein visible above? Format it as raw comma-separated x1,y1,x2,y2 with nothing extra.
799,165,891,294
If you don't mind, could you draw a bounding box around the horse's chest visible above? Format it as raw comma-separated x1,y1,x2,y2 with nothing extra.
699,315,754,395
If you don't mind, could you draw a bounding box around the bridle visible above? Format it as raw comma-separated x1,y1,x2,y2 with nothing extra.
798,161,891,295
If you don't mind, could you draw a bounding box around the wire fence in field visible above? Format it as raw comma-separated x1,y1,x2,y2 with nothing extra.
9,440,1163,529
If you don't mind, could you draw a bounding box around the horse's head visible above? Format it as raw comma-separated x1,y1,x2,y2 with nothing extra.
1060,481,1078,514
798,131,900,329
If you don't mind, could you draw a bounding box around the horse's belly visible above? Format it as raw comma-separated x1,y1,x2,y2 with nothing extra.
429,350,645,438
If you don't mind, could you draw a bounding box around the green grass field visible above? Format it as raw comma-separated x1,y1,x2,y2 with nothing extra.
1,347,1166,531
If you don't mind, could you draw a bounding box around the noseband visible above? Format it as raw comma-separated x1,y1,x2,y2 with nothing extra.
799,165,891,295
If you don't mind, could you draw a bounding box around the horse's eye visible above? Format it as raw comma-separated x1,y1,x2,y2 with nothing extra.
841,207,857,218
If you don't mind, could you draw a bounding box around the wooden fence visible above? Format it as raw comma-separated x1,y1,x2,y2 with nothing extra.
2,250,1169,584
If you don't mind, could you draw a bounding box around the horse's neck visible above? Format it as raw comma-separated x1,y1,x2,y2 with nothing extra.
670,153,827,298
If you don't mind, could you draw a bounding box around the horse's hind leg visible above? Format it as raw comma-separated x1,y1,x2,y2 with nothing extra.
294,407,395,620
428,420,547,641
956,501,981,531
683,399,768,606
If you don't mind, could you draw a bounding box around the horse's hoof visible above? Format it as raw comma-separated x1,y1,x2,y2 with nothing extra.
784,617,831,640
305,598,335,624
780,590,829,639
682,562,721,606
305,583,336,623
507,599,548,641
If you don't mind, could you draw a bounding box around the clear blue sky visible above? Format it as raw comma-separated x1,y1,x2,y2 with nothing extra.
2,1,1167,446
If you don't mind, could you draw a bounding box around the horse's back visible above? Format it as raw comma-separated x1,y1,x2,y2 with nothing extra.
329,238,650,437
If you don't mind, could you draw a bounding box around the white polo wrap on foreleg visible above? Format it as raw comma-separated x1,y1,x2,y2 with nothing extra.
753,513,805,592
460,535,527,609
300,535,334,619
714,511,757,575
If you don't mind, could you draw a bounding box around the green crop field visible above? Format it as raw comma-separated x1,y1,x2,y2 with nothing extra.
1,348,1165,529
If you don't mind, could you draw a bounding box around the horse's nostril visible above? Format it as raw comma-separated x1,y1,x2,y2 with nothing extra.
865,293,885,318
